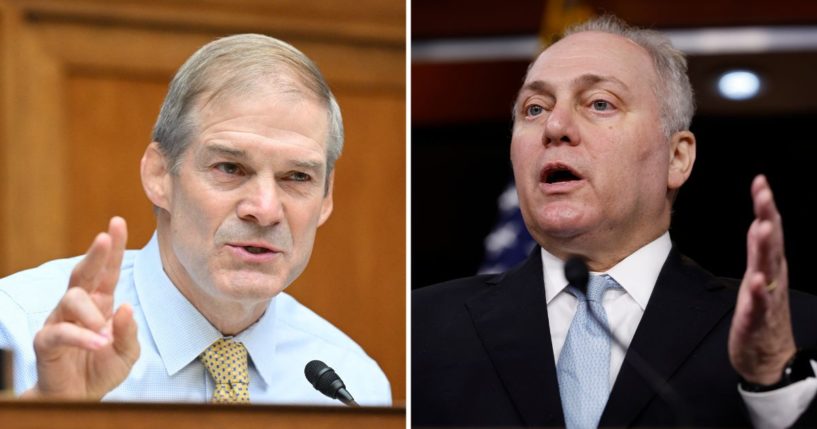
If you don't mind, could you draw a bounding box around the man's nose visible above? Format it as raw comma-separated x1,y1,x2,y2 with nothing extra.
236,179,284,226
543,103,580,147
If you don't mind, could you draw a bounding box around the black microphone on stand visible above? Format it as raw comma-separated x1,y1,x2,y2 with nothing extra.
564,256,690,427
304,360,359,406
564,256,590,296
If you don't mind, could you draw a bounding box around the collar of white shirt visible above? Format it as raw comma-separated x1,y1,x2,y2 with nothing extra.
133,233,278,388
540,232,673,386
541,231,672,308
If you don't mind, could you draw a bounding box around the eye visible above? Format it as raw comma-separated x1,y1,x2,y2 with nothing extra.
525,104,545,117
214,162,244,176
287,171,312,182
591,99,614,111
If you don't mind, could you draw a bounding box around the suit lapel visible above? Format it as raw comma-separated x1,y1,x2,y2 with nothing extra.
465,250,565,427
601,249,736,426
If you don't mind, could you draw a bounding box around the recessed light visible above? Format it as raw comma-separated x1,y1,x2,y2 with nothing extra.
717,70,762,100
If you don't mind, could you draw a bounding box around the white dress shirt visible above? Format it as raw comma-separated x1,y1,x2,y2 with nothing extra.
0,233,391,405
541,232,816,428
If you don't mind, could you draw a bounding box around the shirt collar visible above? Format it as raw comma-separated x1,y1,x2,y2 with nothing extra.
542,231,672,310
234,296,279,387
133,232,278,386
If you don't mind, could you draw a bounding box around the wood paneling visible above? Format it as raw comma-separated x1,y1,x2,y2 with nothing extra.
66,74,165,249
0,401,405,429
0,0,405,402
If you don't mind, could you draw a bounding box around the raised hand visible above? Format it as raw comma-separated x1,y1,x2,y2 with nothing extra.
729,175,796,385
22,217,140,399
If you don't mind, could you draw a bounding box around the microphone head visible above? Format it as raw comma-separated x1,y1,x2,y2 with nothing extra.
304,360,347,400
564,255,590,294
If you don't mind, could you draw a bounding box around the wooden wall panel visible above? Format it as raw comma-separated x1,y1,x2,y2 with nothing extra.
65,74,165,250
0,0,405,402
1,15,69,270
0,401,405,429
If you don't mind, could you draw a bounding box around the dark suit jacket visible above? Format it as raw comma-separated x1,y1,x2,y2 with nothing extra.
412,248,817,427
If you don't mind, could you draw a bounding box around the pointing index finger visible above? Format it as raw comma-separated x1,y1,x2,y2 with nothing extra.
752,175,781,224
749,175,786,288
68,232,112,293
98,217,128,295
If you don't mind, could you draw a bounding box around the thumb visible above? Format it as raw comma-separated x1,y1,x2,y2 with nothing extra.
112,304,140,365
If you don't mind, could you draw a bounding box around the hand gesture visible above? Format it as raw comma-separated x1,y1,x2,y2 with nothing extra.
22,217,140,399
729,175,796,385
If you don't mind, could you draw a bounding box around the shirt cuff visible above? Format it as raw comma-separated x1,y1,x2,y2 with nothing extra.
740,360,817,429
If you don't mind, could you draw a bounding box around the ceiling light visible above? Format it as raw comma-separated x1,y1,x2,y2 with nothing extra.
717,70,762,100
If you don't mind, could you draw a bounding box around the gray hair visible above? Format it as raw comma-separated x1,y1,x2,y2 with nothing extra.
526,15,695,137
152,34,344,186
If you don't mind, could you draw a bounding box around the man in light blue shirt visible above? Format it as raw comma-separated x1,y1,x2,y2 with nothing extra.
0,34,391,406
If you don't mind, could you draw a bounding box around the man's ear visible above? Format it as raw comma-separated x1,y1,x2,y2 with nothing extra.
141,142,172,210
318,170,334,226
668,130,696,191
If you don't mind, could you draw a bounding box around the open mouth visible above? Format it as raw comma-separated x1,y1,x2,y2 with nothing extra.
243,246,272,255
228,243,277,255
541,163,582,184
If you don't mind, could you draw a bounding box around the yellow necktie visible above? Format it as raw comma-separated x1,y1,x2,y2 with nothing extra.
200,338,250,403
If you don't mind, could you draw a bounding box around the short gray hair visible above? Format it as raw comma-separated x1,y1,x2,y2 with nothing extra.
152,34,344,183
546,15,696,137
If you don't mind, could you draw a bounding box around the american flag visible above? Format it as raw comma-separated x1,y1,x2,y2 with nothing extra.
479,182,538,274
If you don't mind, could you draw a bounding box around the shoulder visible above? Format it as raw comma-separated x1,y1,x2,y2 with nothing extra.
0,255,84,314
413,252,544,331
413,273,499,301
275,292,368,355
0,250,140,314
414,249,542,304
274,292,391,405
674,251,817,344
411,274,494,343
412,251,541,310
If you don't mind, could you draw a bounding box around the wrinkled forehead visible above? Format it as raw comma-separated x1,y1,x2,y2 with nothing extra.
193,84,331,153
203,69,314,110
524,31,658,91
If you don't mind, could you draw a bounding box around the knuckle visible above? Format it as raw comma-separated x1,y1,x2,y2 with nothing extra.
32,328,49,350
61,287,87,308
34,323,70,350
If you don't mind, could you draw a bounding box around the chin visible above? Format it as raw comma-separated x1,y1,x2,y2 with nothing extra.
217,271,288,301
526,204,594,238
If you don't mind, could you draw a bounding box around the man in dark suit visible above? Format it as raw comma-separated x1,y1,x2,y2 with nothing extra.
412,16,817,428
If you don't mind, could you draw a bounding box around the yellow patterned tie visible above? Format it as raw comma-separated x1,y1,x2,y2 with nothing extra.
200,338,250,403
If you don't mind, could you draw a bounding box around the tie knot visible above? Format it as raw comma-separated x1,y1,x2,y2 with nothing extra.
571,274,619,303
200,338,249,385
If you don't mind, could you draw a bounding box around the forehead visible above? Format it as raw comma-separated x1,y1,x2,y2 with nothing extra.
525,31,657,91
194,84,330,154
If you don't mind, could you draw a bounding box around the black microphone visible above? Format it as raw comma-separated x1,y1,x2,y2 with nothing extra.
304,360,359,406
563,255,690,427
564,256,590,296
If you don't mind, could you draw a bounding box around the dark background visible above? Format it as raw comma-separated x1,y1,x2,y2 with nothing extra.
412,0,817,295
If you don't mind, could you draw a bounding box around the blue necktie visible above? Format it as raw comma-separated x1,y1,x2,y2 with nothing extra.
557,274,620,429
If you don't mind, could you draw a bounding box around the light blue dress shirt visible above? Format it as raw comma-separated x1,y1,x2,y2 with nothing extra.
0,234,391,406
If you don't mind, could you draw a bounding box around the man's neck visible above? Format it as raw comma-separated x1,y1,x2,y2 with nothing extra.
154,227,269,336
542,227,670,272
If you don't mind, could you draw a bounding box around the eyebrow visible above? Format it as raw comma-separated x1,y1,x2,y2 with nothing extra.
291,159,324,171
203,143,325,171
518,73,630,98
203,143,247,159
573,73,630,91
